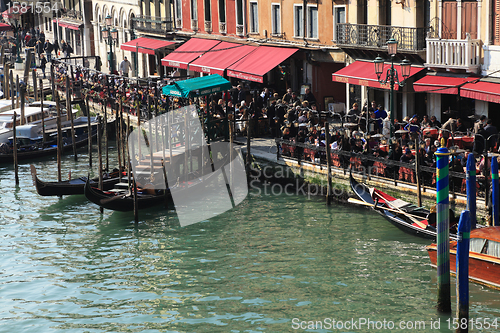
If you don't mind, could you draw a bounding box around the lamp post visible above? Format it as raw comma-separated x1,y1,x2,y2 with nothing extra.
102,15,118,74
373,38,411,138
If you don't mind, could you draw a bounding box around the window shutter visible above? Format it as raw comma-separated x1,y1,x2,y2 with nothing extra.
495,0,500,45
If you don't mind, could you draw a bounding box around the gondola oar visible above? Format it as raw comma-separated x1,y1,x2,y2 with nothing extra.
348,198,429,229
371,191,429,229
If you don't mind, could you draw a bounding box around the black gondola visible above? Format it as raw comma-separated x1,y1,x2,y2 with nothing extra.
30,165,123,196
349,173,461,240
83,178,168,212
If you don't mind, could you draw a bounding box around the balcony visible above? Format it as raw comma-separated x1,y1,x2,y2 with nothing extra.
204,21,212,33
425,34,481,73
481,45,500,77
131,15,174,35
219,22,226,34
191,19,198,31
61,9,83,21
336,23,426,53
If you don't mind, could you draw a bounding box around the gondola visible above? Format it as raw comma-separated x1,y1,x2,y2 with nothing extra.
30,165,123,196
83,178,169,212
349,173,460,240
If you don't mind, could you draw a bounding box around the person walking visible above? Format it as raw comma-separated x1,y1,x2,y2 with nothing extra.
44,40,53,62
36,40,44,61
39,54,47,79
119,56,132,77
53,40,60,57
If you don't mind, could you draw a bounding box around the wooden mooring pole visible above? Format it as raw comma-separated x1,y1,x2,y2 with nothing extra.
55,89,62,184
466,154,477,229
86,94,92,168
492,157,499,226
39,79,45,148
32,69,37,101
246,118,251,179
325,122,332,205
66,75,77,161
456,210,471,333
415,138,422,207
12,112,18,185
97,116,103,214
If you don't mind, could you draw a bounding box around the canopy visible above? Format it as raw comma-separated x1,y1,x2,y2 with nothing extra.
120,37,175,55
460,80,500,104
161,38,221,69
189,42,257,76
58,20,82,31
413,74,477,95
227,46,298,83
2,5,30,20
0,23,12,31
162,74,231,98
332,60,424,90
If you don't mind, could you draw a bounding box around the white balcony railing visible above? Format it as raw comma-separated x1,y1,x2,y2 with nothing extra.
425,34,481,73
482,45,500,77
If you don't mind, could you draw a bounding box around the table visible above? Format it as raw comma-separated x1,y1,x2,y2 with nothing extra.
423,128,438,138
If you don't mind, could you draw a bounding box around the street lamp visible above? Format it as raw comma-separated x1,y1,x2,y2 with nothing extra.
373,38,411,138
102,14,118,73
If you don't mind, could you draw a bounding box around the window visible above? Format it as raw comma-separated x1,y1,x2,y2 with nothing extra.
272,3,281,35
204,0,211,21
333,5,346,41
219,0,226,23
307,5,318,39
236,0,244,26
191,0,198,20
175,0,182,26
294,5,303,37
249,2,258,33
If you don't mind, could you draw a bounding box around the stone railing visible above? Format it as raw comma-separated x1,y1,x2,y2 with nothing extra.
426,35,481,73
191,19,198,31
219,22,226,34
204,21,212,33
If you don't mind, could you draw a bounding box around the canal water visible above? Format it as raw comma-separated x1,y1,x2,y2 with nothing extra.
1,146,500,332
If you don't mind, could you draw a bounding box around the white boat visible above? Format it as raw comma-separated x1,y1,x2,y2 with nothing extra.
0,107,57,143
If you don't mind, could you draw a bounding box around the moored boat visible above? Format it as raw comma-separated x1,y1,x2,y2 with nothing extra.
426,226,500,290
349,174,461,240
30,165,123,196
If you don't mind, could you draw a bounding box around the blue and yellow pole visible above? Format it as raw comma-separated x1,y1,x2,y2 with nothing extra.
435,138,451,313
456,210,471,333
466,154,477,229
492,157,499,226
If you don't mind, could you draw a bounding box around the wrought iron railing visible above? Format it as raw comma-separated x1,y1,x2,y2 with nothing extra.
62,9,83,21
131,15,174,34
336,23,427,52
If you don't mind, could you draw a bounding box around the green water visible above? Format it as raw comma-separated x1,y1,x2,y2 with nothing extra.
1,148,500,332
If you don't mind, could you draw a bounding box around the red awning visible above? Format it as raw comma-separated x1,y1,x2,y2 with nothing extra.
0,23,12,31
58,20,82,31
227,46,298,83
332,60,424,90
188,42,257,76
460,80,500,104
413,75,478,95
120,37,176,55
161,38,221,69
2,5,30,20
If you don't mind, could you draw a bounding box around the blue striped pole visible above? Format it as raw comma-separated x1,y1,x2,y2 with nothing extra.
435,138,451,313
456,210,471,333
466,154,477,229
492,157,499,226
